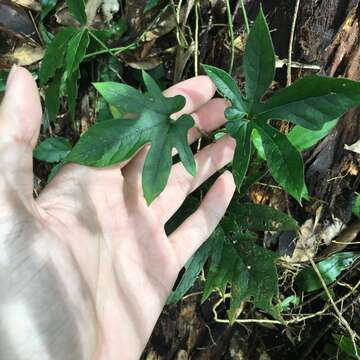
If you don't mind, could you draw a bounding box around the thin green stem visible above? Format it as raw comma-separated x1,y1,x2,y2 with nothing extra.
225,0,235,75
84,3,171,60
88,31,120,62
240,0,250,34
287,0,301,86
194,0,200,76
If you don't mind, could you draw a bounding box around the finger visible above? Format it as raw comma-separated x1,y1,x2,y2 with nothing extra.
151,135,235,223
0,66,42,205
0,65,42,147
169,171,235,266
163,75,217,117
123,98,228,183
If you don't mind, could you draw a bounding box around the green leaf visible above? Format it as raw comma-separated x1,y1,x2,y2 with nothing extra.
281,295,300,311
352,193,360,219
256,76,360,130
333,334,360,359
224,106,247,121
170,204,296,321
34,137,72,163
229,202,299,232
41,0,58,19
0,71,7,92
295,252,360,292
243,6,275,109
39,27,78,85
226,120,252,189
66,69,80,121
144,0,160,12
253,121,306,202
202,223,281,322
65,0,87,25
66,72,196,204
202,64,247,112
251,128,266,160
44,69,62,122
167,228,214,304
65,28,90,77
48,162,64,182
288,118,338,151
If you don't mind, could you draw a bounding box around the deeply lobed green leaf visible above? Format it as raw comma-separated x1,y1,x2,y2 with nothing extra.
170,204,298,322
66,71,196,204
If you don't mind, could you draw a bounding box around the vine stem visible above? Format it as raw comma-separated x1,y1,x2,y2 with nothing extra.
287,0,301,86
301,237,360,358
225,0,235,75
240,0,250,34
194,0,200,76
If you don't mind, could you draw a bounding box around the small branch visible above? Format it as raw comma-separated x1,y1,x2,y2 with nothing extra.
301,237,359,358
240,0,250,34
225,0,235,75
194,0,200,76
287,0,301,86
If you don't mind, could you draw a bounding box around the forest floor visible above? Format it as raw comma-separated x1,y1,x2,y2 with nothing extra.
1,0,360,359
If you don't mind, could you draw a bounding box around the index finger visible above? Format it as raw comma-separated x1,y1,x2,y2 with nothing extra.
163,75,217,117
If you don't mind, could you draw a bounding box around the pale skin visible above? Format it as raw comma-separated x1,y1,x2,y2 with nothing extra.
0,66,235,360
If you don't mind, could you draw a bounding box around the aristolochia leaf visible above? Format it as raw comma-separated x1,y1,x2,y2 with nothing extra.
226,120,252,190
39,27,78,84
202,64,247,112
255,76,360,130
243,6,275,110
170,204,297,321
253,121,306,203
202,221,282,323
66,72,196,204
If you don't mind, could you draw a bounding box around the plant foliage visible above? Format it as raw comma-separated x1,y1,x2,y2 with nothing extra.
203,6,360,203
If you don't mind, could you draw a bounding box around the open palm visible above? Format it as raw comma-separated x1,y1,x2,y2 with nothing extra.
0,67,235,360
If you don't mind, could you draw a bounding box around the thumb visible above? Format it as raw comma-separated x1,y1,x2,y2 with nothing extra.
0,66,42,208
0,65,42,146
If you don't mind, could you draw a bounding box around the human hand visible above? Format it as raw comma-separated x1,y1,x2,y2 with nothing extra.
0,66,235,360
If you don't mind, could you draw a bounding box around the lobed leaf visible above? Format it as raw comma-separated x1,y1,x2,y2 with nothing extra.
229,203,299,232
67,72,196,204
170,205,297,322
243,6,275,110
255,76,360,130
167,227,214,304
202,223,282,322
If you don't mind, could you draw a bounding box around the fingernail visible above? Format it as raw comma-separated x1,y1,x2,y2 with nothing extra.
6,64,18,91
